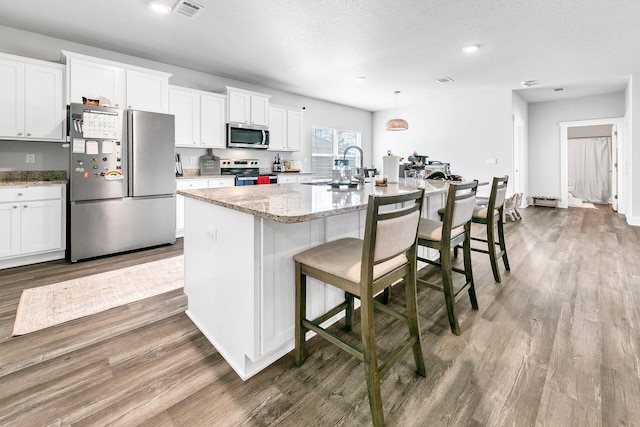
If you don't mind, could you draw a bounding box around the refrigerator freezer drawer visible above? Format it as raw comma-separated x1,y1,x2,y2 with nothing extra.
69,196,176,262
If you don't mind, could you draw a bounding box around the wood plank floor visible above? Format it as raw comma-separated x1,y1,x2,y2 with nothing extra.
1,205,640,426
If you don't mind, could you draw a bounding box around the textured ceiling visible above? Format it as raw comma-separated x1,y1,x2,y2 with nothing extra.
0,0,636,111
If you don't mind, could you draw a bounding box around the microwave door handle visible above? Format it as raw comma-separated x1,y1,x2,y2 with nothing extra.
262,130,266,145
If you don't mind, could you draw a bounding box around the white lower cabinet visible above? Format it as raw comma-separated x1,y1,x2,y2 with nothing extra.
0,185,66,269
175,178,234,237
277,173,313,184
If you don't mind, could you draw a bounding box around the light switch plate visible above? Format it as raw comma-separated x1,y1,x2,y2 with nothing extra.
485,158,497,165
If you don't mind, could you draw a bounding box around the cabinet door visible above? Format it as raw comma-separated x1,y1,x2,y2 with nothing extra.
20,199,63,255
250,95,269,126
170,89,199,147
126,69,168,113
286,109,303,151
24,64,64,140
68,59,124,107
0,59,24,138
228,90,251,123
0,202,21,258
200,94,226,148
267,106,285,151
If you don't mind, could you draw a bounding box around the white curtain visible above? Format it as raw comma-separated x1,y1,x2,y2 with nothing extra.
567,137,611,203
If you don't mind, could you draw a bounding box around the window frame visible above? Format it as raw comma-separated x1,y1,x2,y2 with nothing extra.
311,126,362,180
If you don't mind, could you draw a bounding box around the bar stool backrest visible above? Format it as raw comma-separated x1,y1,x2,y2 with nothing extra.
489,176,509,214
364,190,424,266
441,181,478,241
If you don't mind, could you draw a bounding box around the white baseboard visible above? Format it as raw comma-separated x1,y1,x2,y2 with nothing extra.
626,216,640,226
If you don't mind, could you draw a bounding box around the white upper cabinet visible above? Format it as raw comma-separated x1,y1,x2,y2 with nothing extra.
62,50,171,113
0,53,64,141
268,104,303,152
225,86,270,127
170,85,226,148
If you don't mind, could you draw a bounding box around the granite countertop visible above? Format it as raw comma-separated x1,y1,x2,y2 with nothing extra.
178,180,449,223
0,170,67,186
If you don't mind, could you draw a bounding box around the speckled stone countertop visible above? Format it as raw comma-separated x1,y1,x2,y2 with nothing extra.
0,170,67,186
178,180,449,223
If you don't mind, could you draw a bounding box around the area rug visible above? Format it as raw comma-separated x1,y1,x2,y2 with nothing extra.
12,255,184,336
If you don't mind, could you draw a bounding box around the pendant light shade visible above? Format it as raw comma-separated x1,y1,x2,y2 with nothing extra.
385,91,409,131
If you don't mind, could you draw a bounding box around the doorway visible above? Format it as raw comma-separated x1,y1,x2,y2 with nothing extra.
560,118,623,211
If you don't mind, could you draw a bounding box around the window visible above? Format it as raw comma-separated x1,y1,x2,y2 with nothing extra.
311,127,362,180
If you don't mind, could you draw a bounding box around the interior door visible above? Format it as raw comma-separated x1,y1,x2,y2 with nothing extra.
513,118,525,199
611,125,618,211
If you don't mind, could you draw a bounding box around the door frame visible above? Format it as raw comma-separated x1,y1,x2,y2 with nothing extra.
559,117,624,210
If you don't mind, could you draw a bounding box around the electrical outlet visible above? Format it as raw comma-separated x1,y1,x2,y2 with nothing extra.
191,156,198,165
26,153,36,164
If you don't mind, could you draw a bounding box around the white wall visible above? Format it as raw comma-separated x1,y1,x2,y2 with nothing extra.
0,25,373,174
528,92,625,201
371,90,513,189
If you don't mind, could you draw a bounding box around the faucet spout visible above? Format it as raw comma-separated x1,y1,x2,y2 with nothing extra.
343,145,364,182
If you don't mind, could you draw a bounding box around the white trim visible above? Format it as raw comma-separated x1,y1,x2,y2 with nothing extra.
559,117,624,210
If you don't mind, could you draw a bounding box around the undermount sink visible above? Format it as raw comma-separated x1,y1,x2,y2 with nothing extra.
301,180,332,186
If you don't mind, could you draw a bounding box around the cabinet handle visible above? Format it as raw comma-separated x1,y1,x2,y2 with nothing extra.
27,133,32,136
13,205,18,209
17,132,23,136
23,205,28,208
17,193,23,196
128,106,132,109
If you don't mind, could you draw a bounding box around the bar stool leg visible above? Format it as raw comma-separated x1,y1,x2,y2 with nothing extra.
360,294,384,427
486,218,502,283
405,259,426,376
463,227,478,310
498,216,510,271
440,246,460,335
294,262,307,366
345,292,355,331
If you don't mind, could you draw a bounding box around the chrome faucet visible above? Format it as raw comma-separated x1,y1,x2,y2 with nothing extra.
343,145,364,183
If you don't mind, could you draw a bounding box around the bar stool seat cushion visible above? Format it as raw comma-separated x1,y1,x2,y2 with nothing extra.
472,205,499,220
418,218,465,242
293,237,408,294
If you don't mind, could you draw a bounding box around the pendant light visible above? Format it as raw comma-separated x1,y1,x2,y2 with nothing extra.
385,90,409,131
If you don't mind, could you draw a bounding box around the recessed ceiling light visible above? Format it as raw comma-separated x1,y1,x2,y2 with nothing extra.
354,76,366,82
149,1,172,14
521,80,538,87
553,87,565,92
462,44,481,53
436,77,454,83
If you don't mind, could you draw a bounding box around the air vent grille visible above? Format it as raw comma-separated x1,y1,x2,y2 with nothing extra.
174,0,204,18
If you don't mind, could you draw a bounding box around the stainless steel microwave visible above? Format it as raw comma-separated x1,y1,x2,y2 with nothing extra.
227,123,269,149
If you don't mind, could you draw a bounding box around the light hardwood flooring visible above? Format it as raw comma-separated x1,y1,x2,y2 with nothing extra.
1,205,639,426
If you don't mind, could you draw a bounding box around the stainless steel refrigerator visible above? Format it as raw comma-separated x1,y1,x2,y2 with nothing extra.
68,103,176,262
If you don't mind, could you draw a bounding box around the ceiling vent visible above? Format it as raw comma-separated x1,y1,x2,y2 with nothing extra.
173,0,204,18
436,77,454,83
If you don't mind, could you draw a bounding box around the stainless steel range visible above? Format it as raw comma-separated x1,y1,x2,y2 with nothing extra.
220,159,278,186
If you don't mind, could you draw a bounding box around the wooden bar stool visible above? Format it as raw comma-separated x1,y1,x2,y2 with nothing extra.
467,176,510,283
417,181,479,335
293,190,425,427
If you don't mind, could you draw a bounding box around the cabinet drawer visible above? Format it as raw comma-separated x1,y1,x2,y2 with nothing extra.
208,178,234,188
0,185,62,203
176,179,208,190
277,175,297,184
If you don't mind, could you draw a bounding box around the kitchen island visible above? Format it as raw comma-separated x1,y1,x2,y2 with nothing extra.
178,181,449,379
